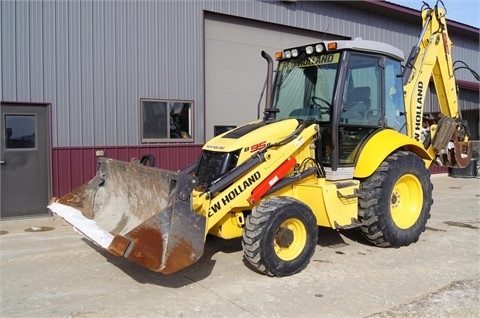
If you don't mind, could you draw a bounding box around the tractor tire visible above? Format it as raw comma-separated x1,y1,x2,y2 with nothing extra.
242,196,318,277
358,151,433,247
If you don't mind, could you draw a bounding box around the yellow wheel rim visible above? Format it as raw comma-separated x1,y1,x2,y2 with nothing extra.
274,218,307,261
390,174,423,229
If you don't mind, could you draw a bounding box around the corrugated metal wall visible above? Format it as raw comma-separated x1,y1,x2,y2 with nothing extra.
1,0,204,146
204,0,422,49
449,36,480,85
2,0,477,148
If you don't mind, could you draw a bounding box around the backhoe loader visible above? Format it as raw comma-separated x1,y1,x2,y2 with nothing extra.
49,1,471,276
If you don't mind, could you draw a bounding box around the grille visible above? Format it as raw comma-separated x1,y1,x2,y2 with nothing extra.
195,150,239,191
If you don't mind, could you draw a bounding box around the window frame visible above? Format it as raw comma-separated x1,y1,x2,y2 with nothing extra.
332,52,384,169
140,98,194,143
3,113,38,151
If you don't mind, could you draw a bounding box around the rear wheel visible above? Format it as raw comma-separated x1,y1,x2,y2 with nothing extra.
358,151,433,247
242,196,318,276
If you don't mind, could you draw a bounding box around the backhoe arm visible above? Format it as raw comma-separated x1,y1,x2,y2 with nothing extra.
403,4,471,167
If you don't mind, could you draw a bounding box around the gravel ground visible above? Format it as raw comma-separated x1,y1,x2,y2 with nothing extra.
1,174,479,317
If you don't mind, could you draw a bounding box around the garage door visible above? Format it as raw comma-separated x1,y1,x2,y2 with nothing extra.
205,13,341,141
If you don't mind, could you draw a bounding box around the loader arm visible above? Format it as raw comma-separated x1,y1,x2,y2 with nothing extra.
402,3,471,166
198,121,320,232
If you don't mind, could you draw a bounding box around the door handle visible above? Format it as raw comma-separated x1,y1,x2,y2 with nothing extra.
0,160,5,165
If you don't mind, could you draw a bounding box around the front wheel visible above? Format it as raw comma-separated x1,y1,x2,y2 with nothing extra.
358,151,433,247
242,196,318,276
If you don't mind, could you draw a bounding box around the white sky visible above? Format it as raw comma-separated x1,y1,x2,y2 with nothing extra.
388,0,480,28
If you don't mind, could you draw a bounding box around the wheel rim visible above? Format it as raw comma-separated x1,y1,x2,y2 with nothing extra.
274,218,307,261
390,174,423,229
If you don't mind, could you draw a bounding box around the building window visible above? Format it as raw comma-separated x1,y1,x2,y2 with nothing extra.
4,114,36,149
141,99,192,142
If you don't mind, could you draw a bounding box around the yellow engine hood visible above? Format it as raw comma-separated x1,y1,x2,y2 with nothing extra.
203,119,299,153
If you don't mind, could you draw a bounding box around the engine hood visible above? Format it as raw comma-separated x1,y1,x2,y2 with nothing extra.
203,119,299,153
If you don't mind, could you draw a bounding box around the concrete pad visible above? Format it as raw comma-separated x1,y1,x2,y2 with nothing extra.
1,174,479,317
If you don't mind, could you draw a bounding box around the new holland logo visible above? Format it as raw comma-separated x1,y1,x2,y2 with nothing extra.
414,81,424,142
208,171,261,217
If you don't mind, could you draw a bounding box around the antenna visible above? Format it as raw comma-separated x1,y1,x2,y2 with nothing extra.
319,24,330,42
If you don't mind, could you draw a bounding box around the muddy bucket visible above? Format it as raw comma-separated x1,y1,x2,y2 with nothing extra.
49,158,206,274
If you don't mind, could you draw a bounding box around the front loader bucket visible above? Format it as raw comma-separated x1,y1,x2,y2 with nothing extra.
48,158,206,274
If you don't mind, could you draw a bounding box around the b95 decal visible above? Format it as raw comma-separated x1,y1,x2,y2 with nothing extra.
244,141,267,153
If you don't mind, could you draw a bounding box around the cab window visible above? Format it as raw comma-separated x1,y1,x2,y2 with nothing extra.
384,58,406,133
338,54,382,165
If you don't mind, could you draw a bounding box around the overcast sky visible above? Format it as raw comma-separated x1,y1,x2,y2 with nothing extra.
387,0,479,28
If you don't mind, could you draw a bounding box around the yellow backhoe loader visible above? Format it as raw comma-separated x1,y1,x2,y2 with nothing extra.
49,1,472,276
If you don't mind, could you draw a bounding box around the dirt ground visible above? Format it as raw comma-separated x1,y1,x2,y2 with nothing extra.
1,174,479,317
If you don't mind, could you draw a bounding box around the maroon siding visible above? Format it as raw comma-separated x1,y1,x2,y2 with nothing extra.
52,145,203,197
429,165,449,174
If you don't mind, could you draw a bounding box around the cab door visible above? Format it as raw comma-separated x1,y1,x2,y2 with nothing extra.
336,53,384,167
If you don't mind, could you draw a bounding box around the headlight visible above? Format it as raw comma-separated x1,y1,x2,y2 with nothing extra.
291,49,299,57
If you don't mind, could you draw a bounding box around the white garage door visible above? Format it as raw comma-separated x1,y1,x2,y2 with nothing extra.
205,13,340,141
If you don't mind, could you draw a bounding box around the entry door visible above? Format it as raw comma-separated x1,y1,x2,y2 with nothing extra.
1,104,50,218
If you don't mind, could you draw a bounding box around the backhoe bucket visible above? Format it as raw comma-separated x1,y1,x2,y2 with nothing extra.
48,158,206,274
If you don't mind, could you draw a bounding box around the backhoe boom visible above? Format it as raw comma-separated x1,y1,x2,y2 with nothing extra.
403,4,471,166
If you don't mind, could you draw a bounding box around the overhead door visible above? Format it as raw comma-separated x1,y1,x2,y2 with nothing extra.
204,13,341,141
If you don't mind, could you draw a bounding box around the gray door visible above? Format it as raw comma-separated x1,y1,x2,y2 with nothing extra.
1,104,50,218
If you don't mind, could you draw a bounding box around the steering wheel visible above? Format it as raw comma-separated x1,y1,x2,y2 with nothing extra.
311,96,331,112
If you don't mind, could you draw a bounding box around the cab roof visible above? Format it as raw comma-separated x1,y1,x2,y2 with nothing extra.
335,37,405,61
281,37,405,62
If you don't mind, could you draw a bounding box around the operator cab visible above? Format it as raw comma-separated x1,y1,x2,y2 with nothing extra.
271,38,407,179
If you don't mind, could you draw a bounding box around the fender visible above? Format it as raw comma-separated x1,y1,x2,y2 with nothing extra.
354,129,433,179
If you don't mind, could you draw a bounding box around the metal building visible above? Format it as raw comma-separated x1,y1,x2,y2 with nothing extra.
1,0,478,217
